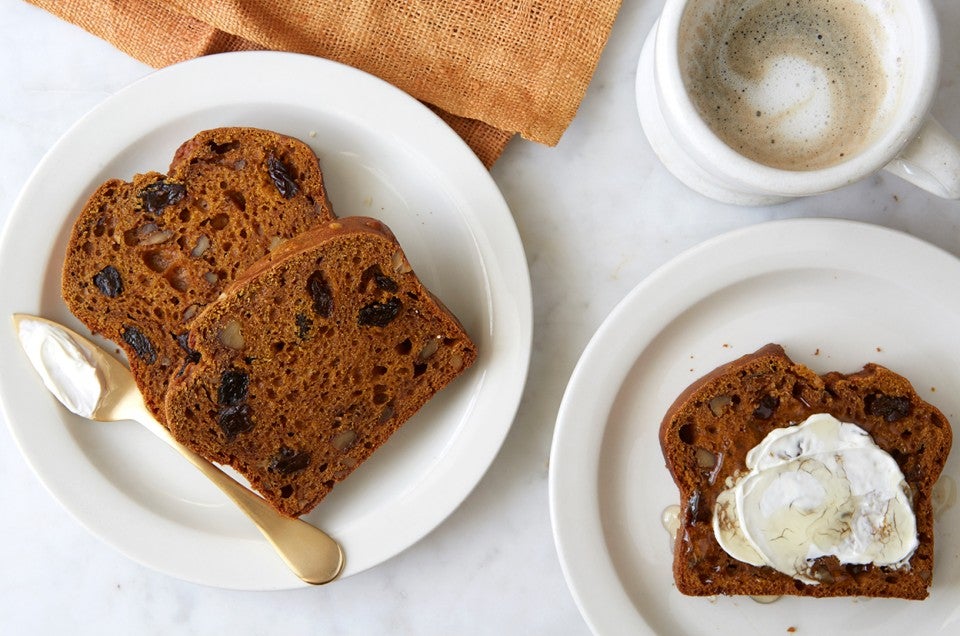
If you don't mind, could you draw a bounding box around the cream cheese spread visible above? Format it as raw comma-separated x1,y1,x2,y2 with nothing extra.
713,413,917,584
17,317,104,418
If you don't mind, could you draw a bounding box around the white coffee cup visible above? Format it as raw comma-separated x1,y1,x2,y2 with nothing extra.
637,0,960,205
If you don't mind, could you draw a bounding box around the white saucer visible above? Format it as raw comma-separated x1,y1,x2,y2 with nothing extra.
550,218,960,635
0,51,532,590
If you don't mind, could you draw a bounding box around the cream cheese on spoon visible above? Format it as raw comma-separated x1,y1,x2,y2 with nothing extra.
713,413,917,584
16,317,104,418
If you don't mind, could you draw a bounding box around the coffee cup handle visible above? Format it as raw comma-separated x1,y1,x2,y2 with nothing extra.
883,117,960,199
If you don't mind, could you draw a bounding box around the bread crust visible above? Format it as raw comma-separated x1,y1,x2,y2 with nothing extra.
660,344,952,599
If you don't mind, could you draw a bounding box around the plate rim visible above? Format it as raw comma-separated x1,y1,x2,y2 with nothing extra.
548,218,960,634
0,50,532,589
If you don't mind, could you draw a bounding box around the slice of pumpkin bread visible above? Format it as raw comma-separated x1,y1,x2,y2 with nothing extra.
164,217,477,517
661,344,952,599
61,127,335,420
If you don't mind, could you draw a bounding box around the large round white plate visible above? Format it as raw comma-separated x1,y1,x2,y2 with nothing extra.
0,52,531,590
550,219,960,635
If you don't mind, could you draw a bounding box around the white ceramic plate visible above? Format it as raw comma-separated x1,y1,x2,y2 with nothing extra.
0,52,531,590
550,219,960,635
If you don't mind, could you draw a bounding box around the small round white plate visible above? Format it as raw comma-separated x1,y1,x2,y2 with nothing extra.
550,219,960,635
0,52,531,590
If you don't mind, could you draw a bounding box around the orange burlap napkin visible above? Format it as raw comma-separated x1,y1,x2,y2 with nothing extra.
28,0,622,168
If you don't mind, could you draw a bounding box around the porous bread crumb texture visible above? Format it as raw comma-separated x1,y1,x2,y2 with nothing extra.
61,128,336,421
660,344,952,600
164,217,477,518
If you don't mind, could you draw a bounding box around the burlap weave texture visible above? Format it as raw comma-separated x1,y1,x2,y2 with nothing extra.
27,0,621,167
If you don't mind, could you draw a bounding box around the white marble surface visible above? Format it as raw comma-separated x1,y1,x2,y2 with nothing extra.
1,1,959,634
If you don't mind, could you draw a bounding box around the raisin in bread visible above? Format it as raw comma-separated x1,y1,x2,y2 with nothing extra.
61,127,336,421
660,344,952,599
163,217,478,517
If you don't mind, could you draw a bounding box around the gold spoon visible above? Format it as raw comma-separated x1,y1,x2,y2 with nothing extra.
12,314,344,585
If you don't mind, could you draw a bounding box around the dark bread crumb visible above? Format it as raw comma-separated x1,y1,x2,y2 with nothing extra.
660,344,952,599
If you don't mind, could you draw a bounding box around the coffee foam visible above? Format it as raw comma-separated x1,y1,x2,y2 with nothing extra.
679,0,902,170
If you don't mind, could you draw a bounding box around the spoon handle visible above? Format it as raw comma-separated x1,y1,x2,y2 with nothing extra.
141,413,345,585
